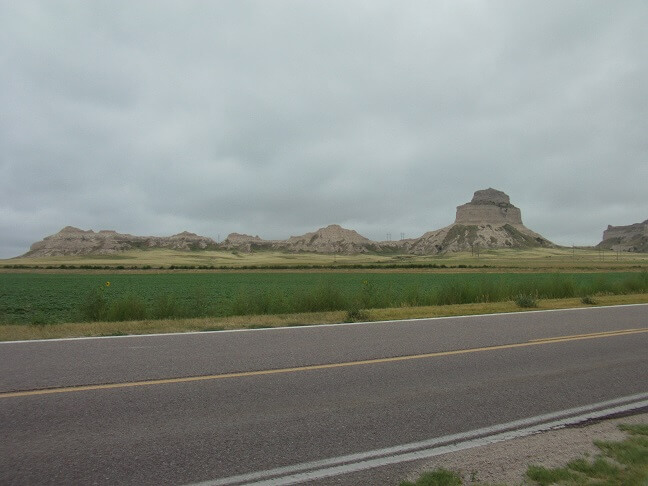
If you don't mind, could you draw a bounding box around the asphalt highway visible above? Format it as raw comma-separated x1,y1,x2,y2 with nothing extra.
1,304,647,485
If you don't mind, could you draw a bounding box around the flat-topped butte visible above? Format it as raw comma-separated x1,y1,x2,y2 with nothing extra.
22,188,644,257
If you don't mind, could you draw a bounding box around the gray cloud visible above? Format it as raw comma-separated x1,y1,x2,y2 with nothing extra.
1,0,647,257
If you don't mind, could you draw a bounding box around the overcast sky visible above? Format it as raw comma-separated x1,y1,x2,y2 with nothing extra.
1,1,647,258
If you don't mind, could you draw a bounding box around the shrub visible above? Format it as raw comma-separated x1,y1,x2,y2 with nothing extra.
514,293,538,308
345,304,369,322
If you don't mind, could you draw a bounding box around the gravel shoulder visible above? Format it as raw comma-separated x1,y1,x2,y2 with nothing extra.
403,411,648,485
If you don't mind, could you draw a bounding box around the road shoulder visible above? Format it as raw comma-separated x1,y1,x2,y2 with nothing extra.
404,411,648,485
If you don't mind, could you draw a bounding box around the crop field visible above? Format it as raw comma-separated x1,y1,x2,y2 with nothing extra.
1,271,647,325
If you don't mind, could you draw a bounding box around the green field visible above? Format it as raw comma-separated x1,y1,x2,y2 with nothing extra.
1,271,647,325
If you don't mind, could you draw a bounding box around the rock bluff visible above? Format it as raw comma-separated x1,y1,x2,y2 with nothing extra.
406,188,553,254
597,220,648,252
455,188,523,225
21,188,557,257
25,226,219,257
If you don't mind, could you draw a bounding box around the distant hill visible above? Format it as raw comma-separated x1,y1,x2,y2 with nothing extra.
24,226,219,257
222,224,390,254
23,188,559,257
597,220,648,252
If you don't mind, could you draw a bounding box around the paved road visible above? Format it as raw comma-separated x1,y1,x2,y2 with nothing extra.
1,305,647,485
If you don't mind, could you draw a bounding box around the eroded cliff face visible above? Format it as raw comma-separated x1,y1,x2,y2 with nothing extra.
22,189,556,257
222,225,387,254
220,233,265,252
597,220,648,252
455,188,523,225
25,227,219,256
406,188,553,253
407,223,552,254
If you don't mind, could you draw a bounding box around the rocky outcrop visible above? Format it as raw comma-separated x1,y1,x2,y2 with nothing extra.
222,225,386,254
24,227,219,256
408,223,551,254
407,188,553,254
277,224,383,254
597,220,648,252
163,231,219,251
221,233,268,252
455,188,523,225
21,188,556,257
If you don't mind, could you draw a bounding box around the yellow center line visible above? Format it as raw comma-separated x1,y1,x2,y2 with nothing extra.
528,328,644,342
2,328,647,399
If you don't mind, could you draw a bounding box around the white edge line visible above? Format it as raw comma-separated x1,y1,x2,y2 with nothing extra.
252,401,648,486
186,393,648,486
3,303,647,345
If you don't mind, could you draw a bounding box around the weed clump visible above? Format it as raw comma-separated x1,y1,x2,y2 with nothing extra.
345,305,369,322
399,468,462,486
526,423,648,486
403,422,648,486
581,295,597,305
514,293,539,308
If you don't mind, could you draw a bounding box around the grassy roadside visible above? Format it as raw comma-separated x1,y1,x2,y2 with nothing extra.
401,422,648,485
3,270,646,325
1,293,646,342
526,423,648,485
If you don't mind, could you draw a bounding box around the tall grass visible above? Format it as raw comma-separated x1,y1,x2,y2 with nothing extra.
80,288,216,322
74,271,647,322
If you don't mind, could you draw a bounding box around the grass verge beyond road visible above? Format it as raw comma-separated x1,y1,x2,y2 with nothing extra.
2,271,647,325
401,422,648,485
1,293,646,342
